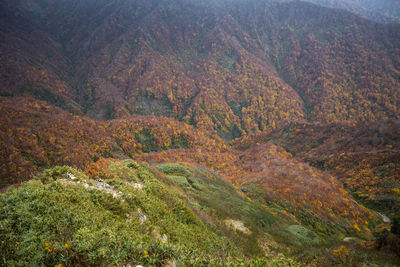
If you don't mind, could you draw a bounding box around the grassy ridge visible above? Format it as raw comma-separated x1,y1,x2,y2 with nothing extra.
0,160,301,266
2,160,398,266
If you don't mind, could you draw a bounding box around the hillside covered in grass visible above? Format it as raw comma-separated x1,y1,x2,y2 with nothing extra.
1,160,399,266
0,160,299,266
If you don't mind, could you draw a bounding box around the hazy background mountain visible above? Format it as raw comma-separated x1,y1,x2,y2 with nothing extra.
301,0,400,23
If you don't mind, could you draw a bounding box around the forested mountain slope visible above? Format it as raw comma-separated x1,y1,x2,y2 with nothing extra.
1,0,399,138
234,120,400,217
1,1,400,264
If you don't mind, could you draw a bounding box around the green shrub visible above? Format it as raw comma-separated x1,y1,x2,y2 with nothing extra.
106,160,139,182
285,225,320,246
36,165,87,183
168,175,191,188
156,163,191,177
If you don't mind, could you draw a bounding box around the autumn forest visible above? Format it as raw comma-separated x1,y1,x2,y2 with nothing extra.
0,0,400,266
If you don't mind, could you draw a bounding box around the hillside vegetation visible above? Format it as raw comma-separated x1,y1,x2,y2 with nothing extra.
234,120,400,217
1,0,400,265
0,97,225,187
1,0,399,138
2,160,399,266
